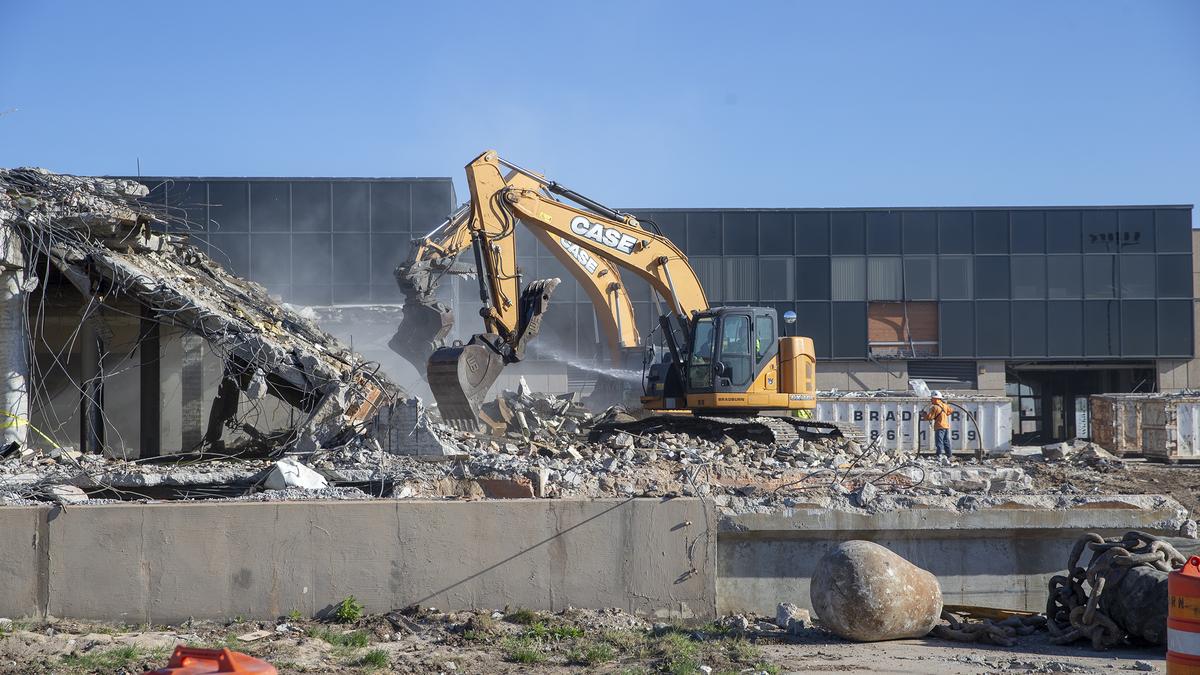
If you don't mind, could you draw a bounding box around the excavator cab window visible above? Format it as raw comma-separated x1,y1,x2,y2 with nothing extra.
718,314,752,387
687,317,716,388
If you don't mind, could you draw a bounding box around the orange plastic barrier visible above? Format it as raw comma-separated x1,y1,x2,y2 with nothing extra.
1169,556,1200,674
143,646,277,675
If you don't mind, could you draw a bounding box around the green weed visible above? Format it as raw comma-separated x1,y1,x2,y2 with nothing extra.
333,596,364,623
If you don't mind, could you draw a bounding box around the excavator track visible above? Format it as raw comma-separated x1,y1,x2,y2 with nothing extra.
588,414,865,446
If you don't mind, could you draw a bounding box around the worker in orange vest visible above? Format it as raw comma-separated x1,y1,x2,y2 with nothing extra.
921,391,953,463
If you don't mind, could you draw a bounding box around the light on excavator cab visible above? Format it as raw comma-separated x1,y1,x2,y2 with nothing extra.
782,310,797,336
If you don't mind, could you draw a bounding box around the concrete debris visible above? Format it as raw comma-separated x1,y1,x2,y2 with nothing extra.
476,387,593,443
0,168,411,455
41,484,88,505
810,540,943,642
775,603,812,634
263,458,328,491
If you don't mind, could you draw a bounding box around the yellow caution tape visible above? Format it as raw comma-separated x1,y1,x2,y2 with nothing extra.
0,410,59,447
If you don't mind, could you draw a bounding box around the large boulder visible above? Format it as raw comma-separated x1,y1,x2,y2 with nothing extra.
810,540,942,642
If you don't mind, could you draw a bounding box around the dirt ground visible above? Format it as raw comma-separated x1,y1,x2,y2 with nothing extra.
0,607,1167,675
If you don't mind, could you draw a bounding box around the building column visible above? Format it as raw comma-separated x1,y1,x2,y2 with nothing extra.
0,225,29,447
138,305,161,457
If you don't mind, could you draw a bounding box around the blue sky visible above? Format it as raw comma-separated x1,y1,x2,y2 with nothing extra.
2,1,1197,217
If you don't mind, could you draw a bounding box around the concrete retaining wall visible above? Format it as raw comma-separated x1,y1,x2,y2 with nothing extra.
717,498,1187,615
0,498,714,624
0,496,1186,622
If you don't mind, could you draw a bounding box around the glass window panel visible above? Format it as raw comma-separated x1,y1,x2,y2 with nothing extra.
867,257,902,300
939,256,972,299
250,233,292,285
687,212,722,255
291,182,332,233
724,257,758,301
291,234,331,285
1012,301,1046,356
831,257,866,300
1118,210,1154,253
795,302,831,359
1084,300,1120,356
1159,300,1193,356
411,181,454,233
796,258,830,300
938,211,973,253
1084,255,1117,298
1047,301,1084,357
1011,211,1045,254
831,302,866,358
691,256,723,303
1119,254,1155,298
976,301,1011,357
371,234,411,285
1011,256,1046,299
759,257,793,301
1047,255,1082,298
332,234,370,284
208,182,249,232
249,182,290,232
369,182,411,232
634,211,686,248
939,302,974,357
831,212,865,254
332,182,369,232
1046,210,1082,253
974,211,1009,253
903,257,937,300
1082,210,1119,253
795,212,830,255
902,211,937,254
723,212,758,255
1121,301,1156,356
1158,254,1191,298
866,212,901,254
758,212,794,254
1156,209,1192,253
975,256,1010,299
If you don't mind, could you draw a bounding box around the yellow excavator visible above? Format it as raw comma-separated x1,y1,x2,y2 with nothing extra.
391,151,845,442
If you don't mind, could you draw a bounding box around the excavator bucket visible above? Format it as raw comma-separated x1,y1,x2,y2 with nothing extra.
388,297,454,371
428,278,562,430
427,334,508,430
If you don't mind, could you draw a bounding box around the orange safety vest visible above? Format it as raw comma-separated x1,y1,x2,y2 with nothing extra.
923,401,951,430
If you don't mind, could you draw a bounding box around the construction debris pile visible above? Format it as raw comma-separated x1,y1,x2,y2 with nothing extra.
0,169,418,469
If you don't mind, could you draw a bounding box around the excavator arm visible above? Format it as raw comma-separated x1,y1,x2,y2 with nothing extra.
389,168,640,377
427,150,711,426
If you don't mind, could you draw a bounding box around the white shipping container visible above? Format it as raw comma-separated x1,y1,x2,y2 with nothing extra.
815,396,1012,455
1141,397,1200,462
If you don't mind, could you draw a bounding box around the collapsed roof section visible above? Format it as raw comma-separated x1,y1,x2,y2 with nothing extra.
0,168,401,452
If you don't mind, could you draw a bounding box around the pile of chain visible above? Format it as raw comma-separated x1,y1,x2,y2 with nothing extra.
931,610,1046,647
1047,530,1186,649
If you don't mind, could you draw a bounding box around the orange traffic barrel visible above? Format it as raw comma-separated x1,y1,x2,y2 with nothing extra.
1169,556,1200,674
143,646,277,675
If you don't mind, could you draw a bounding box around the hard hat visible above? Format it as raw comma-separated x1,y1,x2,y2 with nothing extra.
931,391,943,399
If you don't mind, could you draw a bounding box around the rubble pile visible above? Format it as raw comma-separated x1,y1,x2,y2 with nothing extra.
0,168,404,456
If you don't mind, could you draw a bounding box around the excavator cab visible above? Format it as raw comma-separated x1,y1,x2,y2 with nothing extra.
643,306,816,413
686,307,777,393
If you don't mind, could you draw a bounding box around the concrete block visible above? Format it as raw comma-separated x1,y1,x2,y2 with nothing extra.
0,507,43,619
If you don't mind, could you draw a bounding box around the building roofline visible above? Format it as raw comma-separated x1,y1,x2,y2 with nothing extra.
114,176,454,183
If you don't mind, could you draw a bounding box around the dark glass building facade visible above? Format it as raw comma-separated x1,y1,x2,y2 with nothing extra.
130,179,1193,367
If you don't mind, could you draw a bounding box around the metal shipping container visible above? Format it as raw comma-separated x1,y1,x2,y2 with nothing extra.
1089,394,1159,457
814,395,1012,455
1141,396,1200,462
